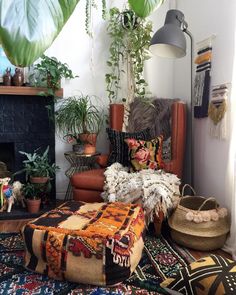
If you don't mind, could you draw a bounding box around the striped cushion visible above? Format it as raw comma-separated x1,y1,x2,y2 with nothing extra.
106,128,152,166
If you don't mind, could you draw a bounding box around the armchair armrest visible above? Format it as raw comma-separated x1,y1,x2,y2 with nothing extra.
96,154,109,168
164,160,181,179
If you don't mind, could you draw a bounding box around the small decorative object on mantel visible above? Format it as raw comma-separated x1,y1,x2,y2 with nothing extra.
12,68,24,86
208,84,229,140
3,68,12,86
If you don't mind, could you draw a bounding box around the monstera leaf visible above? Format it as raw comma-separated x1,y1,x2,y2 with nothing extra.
0,0,79,66
128,0,166,18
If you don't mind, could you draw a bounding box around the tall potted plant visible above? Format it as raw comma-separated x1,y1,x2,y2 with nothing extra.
55,94,103,154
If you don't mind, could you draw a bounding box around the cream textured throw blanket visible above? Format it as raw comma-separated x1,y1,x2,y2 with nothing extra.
102,163,180,222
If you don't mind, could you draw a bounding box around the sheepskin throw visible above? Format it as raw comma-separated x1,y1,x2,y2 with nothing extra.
102,163,180,222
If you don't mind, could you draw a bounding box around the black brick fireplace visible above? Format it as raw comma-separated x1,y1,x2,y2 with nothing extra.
0,91,55,199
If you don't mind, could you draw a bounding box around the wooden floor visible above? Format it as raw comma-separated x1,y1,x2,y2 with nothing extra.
0,219,30,232
189,246,232,260
0,219,232,261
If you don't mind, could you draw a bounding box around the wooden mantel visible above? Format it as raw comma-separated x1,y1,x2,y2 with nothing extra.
0,86,63,97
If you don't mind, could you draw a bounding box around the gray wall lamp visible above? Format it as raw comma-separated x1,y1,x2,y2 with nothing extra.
149,9,194,186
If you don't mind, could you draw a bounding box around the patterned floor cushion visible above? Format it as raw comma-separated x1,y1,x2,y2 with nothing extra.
161,254,236,294
21,201,145,286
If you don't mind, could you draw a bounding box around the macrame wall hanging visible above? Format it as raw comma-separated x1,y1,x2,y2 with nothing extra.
193,36,215,118
208,84,229,140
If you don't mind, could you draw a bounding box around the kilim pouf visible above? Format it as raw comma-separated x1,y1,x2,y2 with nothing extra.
21,201,145,286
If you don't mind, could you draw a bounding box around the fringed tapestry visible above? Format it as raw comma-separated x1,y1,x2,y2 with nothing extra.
194,44,212,118
209,84,229,140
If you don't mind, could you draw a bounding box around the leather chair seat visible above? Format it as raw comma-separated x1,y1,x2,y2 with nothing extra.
71,168,105,191
71,168,105,203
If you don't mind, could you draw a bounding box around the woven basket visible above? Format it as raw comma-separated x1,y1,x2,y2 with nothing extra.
168,184,230,251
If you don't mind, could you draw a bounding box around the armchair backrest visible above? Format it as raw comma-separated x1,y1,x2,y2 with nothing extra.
109,101,186,179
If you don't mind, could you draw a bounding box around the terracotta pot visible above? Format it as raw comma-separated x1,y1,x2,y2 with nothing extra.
79,133,97,154
30,176,49,184
26,198,41,214
109,104,124,130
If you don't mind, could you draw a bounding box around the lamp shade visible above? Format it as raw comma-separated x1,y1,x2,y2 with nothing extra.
150,10,187,58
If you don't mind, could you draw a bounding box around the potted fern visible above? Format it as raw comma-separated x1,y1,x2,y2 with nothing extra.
55,94,103,154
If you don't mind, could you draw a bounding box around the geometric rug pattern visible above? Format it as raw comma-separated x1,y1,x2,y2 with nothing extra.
0,232,194,295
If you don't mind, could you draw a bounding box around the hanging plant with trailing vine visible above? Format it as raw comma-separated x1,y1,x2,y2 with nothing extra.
85,0,107,37
105,7,152,104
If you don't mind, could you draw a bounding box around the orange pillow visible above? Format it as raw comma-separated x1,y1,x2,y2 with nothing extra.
125,136,165,172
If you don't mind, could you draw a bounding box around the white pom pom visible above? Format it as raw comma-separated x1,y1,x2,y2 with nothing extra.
210,210,219,221
108,194,116,202
200,211,211,222
193,214,202,223
218,208,228,218
186,211,194,221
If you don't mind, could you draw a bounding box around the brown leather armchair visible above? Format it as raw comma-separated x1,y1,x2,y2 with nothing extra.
71,101,186,233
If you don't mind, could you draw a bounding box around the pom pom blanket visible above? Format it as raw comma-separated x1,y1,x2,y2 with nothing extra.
102,163,180,223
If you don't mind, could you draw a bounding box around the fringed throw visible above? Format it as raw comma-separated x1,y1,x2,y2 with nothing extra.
102,163,180,223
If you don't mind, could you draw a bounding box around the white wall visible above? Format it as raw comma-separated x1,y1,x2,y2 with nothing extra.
173,0,236,208
46,1,112,199
146,0,174,98
48,0,236,202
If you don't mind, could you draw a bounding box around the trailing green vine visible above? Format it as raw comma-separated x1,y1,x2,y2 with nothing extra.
105,8,152,104
85,0,107,37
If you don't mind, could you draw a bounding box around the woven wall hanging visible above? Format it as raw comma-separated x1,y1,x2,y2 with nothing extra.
208,84,229,140
193,37,214,118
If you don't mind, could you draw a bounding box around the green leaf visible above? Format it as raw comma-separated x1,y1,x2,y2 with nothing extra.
0,0,80,66
128,0,166,18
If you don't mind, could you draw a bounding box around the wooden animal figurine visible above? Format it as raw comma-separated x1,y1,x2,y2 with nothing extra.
0,177,12,212
12,181,25,208
3,68,12,86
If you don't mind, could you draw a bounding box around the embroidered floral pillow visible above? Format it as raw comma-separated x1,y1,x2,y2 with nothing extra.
125,136,165,171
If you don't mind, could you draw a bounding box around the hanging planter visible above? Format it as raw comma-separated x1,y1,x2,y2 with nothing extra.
120,10,138,29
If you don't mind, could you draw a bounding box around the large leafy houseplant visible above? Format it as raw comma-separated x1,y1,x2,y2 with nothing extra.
0,1,165,66
105,8,152,104
128,0,166,18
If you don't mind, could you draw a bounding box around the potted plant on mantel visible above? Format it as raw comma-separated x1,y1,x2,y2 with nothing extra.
15,146,60,184
33,54,78,98
22,182,42,213
55,94,103,154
